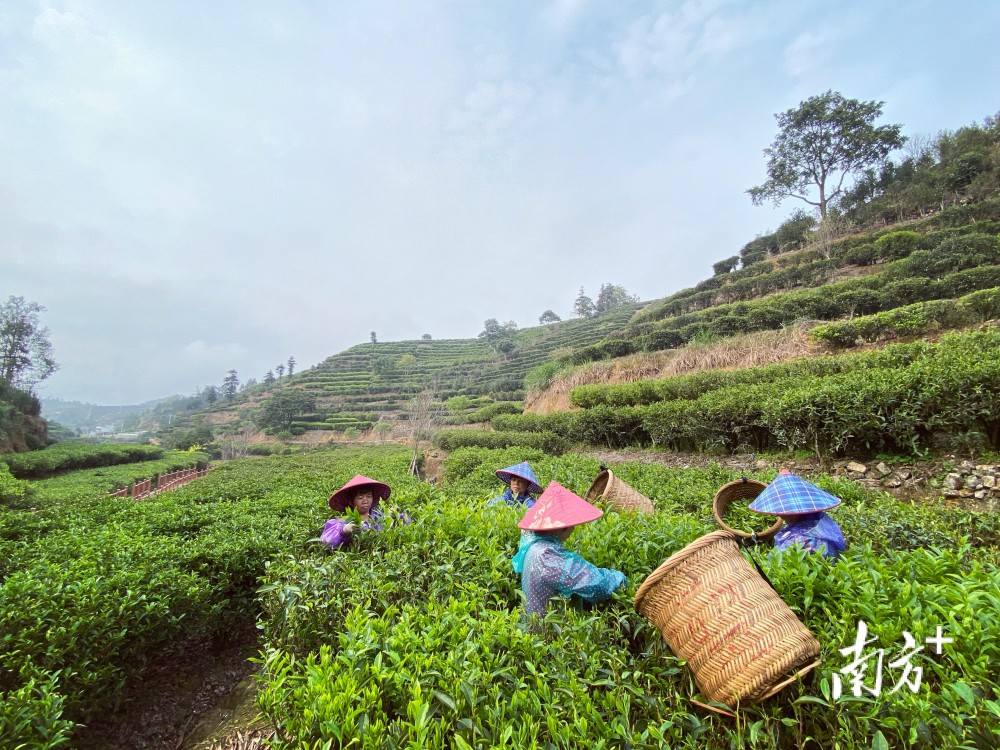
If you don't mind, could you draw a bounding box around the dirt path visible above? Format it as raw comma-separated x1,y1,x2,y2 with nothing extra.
74,628,260,750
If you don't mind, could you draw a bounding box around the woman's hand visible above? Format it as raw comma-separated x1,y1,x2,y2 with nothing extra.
343,522,360,537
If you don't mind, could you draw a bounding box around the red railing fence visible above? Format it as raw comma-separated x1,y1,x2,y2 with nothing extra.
109,466,210,500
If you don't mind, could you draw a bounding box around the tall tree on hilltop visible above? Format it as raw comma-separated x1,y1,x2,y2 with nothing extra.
594,284,639,313
478,319,517,355
275,363,285,380
203,385,219,404
263,370,275,386
538,309,561,324
573,287,596,318
747,91,906,219
222,369,240,402
287,356,296,378
0,295,58,390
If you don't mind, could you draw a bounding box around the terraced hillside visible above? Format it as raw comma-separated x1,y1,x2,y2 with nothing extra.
225,199,1000,444
557,199,1000,365
267,302,643,434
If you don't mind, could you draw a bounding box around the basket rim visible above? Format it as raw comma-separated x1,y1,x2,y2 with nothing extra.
632,530,738,611
712,478,783,541
587,468,655,513
755,658,823,701
585,468,613,501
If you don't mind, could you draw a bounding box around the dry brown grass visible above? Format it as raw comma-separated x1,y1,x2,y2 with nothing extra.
525,324,826,414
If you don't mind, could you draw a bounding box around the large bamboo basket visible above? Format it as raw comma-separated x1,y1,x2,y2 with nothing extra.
585,468,654,514
633,530,821,705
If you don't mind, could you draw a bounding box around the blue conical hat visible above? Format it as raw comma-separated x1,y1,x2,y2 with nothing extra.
749,472,841,515
495,462,542,494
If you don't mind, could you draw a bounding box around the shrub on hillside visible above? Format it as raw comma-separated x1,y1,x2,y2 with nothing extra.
432,428,569,454
872,230,921,261
897,233,1000,279
810,289,1000,347
1,443,164,479
0,465,28,505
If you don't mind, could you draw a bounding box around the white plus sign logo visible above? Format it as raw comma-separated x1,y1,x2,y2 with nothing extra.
925,626,954,654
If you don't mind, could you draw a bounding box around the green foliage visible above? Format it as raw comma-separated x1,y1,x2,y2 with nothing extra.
0,464,28,505
433,429,569,454
890,233,1000,280
810,288,1000,346
712,255,740,275
0,296,58,391
510,329,1000,456
254,389,317,432
252,448,999,749
0,442,163,479
748,91,905,219
445,402,523,425
2,445,997,748
872,230,921,261
0,668,75,749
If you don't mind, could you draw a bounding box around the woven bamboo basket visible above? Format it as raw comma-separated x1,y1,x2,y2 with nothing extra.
585,468,654,514
633,530,821,705
712,478,783,541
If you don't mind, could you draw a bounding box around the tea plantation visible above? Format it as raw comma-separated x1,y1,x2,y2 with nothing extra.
2,445,997,748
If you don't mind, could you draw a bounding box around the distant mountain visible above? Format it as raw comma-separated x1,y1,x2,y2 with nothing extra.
40,397,170,433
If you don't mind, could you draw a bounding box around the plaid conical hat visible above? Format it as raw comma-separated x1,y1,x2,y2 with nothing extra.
328,474,391,512
495,462,542,494
518,481,603,531
749,472,841,515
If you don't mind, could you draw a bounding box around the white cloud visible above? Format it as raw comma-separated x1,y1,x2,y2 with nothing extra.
3,0,998,404
783,30,830,78
545,0,590,31
31,6,94,51
614,0,745,87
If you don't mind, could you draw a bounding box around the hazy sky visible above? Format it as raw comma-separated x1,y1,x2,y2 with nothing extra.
3,0,998,405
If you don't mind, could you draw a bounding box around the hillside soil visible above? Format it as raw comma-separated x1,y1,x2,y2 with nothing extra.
74,628,260,750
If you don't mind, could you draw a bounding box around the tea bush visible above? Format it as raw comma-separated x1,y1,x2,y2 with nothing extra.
507,329,1000,456
254,448,999,749
3,445,997,748
810,287,1000,347
0,464,28,505
1,442,164,479
434,428,570,454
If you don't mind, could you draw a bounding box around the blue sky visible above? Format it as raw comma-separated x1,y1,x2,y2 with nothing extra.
2,0,998,404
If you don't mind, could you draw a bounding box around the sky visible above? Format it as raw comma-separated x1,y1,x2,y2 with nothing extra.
2,0,998,405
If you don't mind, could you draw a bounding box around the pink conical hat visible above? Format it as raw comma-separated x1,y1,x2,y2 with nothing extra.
328,474,391,512
518,481,603,531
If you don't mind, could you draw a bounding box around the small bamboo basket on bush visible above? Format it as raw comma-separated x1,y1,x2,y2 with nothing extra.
633,529,821,705
585,468,654,514
712,477,783,541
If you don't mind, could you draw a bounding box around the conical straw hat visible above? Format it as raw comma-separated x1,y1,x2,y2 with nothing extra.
749,472,841,515
518,481,603,531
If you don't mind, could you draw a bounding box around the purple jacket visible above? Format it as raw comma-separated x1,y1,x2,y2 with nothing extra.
320,507,412,549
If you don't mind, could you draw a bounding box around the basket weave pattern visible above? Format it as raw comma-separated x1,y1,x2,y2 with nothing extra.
585,469,654,514
712,478,783,540
634,531,820,704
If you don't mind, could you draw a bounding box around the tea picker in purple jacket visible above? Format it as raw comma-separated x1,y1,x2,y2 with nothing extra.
749,470,846,559
320,474,411,549
488,462,542,509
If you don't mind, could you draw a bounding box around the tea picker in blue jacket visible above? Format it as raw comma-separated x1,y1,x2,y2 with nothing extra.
512,481,627,616
488,462,542,509
749,471,846,559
